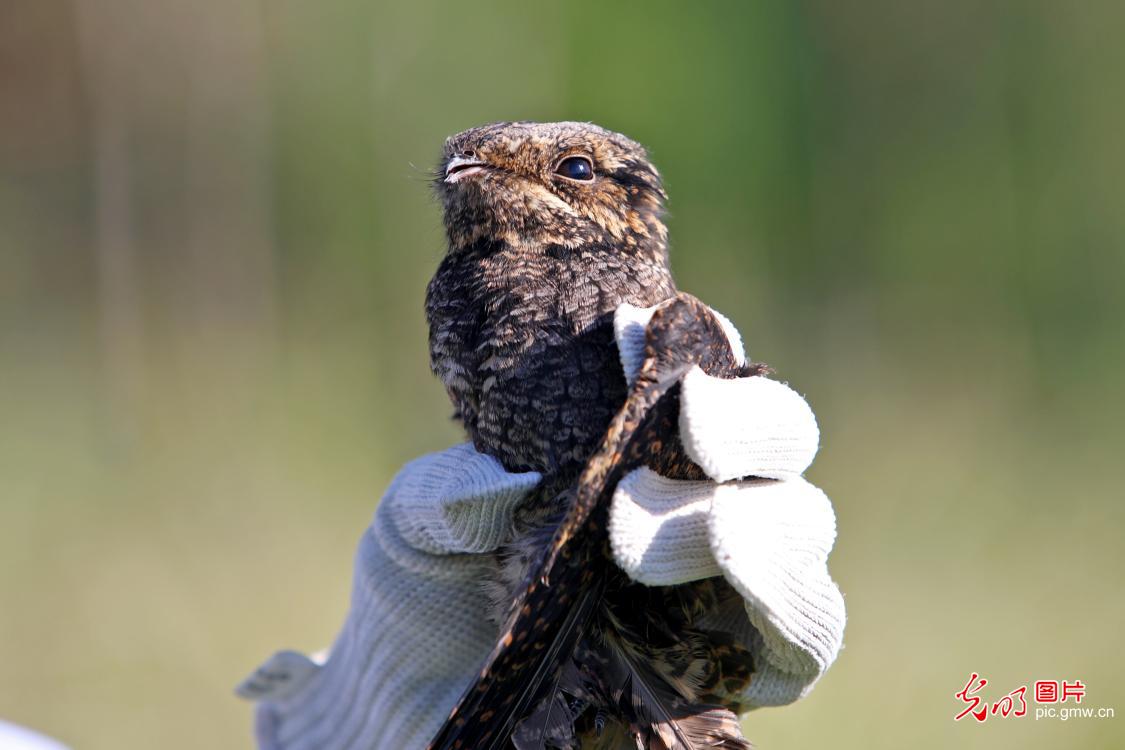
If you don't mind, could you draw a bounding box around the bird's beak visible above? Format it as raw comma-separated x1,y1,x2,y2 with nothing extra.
444,155,488,183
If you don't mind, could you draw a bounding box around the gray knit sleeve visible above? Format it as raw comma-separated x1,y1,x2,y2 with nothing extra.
238,446,541,749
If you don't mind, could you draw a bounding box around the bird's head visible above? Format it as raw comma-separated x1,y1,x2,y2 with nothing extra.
435,121,668,259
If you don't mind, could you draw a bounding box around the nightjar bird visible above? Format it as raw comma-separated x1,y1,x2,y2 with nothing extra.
425,122,765,750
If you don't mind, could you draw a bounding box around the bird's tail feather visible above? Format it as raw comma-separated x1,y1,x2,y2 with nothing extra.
602,628,750,750
513,624,752,750
426,515,610,750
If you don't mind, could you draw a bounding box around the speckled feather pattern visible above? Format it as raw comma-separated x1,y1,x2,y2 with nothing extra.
427,240,675,475
425,122,763,749
428,122,676,476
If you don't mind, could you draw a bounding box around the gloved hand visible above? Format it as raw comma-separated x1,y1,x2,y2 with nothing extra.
238,303,846,750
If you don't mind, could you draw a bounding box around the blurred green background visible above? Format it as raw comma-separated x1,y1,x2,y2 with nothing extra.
2,1,1123,748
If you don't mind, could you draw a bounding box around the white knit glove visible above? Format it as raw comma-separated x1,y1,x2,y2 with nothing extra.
238,303,846,750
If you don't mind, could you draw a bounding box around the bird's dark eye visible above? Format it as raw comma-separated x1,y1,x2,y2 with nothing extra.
555,156,594,182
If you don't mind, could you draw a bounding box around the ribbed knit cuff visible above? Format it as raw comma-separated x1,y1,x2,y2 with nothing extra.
708,478,845,683
609,468,720,585
386,443,541,555
679,367,819,482
608,468,846,708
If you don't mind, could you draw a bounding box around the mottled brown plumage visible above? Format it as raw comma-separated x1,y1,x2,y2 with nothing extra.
428,121,676,475
424,122,764,749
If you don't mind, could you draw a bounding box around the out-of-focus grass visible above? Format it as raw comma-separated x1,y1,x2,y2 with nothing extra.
2,332,1121,749
2,1,1124,748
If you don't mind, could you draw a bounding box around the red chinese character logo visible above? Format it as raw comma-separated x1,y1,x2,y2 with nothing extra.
1035,680,1059,703
1061,680,1086,704
1010,685,1027,717
957,675,1082,722
955,673,989,722
992,686,1027,717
